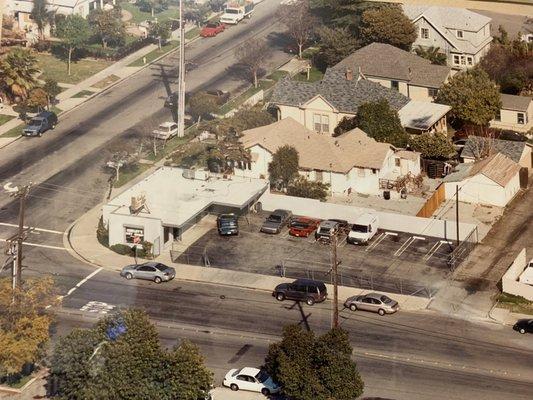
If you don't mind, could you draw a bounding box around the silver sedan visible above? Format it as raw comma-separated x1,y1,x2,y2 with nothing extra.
120,262,175,284
344,292,399,315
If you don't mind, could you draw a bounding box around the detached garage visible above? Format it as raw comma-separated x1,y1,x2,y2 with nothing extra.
442,153,521,207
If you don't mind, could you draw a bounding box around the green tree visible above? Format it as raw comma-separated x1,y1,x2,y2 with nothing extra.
43,78,61,106
148,21,171,49
333,115,357,136
26,87,48,110
277,0,317,59
0,277,58,378
55,14,91,75
268,145,299,190
51,309,212,400
359,4,416,51
436,68,501,127
316,26,359,67
31,0,55,40
409,132,456,159
138,0,169,17
265,325,364,400
414,46,447,65
235,38,272,88
287,176,330,201
189,91,218,123
0,47,40,101
355,99,409,147
88,8,126,49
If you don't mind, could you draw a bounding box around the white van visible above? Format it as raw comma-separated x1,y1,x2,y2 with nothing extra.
347,213,379,245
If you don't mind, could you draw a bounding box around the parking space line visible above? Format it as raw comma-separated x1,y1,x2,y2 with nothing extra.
394,235,425,257
366,231,397,252
423,240,452,261
337,236,347,248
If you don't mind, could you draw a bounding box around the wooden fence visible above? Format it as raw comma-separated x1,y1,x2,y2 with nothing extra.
416,184,445,218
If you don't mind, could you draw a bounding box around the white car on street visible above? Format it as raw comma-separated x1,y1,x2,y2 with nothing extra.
152,121,178,140
223,367,280,395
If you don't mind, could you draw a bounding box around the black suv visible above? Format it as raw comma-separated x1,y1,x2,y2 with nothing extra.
22,111,58,137
217,214,238,236
273,279,328,306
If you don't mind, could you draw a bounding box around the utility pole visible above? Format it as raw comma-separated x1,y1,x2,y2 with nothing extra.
177,0,186,138
455,185,460,246
0,0,5,51
331,233,339,328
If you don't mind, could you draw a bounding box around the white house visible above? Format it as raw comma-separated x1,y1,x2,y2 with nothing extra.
461,137,532,169
402,5,492,70
103,167,268,248
442,152,521,207
233,117,421,196
270,68,450,135
333,43,452,102
490,94,533,133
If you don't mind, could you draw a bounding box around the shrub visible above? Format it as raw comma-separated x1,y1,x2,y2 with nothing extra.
110,244,132,255
96,217,109,247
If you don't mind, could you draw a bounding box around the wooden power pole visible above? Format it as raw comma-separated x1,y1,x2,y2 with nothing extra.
331,233,339,328
455,185,460,246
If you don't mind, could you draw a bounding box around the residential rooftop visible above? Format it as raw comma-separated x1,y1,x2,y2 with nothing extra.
398,101,451,131
333,43,451,88
461,137,527,163
500,94,532,112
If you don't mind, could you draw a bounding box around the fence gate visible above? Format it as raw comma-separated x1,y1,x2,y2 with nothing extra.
416,184,446,218
447,226,478,273
519,167,529,189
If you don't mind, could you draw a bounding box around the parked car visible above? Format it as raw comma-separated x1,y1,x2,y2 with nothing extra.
200,21,225,37
289,217,321,238
315,220,340,241
120,262,175,283
22,111,58,137
164,92,178,108
152,122,178,140
347,213,379,245
260,209,292,234
273,278,327,306
513,319,533,334
217,213,239,236
329,218,350,234
223,367,280,395
344,292,399,315
205,89,230,104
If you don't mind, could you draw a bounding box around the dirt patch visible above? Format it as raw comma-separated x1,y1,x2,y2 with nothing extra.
91,74,121,90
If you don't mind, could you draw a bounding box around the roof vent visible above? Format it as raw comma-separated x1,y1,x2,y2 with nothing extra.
345,68,353,81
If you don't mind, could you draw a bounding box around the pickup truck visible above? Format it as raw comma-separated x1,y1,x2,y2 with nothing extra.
260,209,292,234
22,111,58,137
220,0,254,25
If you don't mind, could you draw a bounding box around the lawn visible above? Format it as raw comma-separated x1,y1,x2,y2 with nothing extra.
267,70,289,81
114,163,152,188
92,74,120,89
218,80,273,116
128,41,179,67
293,66,324,82
37,53,112,85
122,3,179,24
185,27,200,40
1,125,22,138
497,293,533,315
72,90,95,98
0,114,15,126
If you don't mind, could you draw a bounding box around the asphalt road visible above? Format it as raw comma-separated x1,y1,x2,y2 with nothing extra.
54,270,533,400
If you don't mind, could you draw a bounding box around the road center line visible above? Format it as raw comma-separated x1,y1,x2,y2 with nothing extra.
0,222,64,235
0,238,66,251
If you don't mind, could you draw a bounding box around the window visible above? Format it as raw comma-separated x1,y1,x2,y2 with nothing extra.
357,168,365,177
395,158,401,167
453,55,460,65
125,226,144,244
428,88,438,97
456,30,463,38
371,168,377,174
391,81,399,91
517,113,525,124
467,56,473,66
494,110,501,121
138,265,155,272
313,114,329,133
420,28,429,39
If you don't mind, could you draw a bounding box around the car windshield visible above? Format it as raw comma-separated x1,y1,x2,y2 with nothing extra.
29,119,43,126
290,221,309,228
220,219,236,226
380,296,392,304
225,9,239,14
154,264,167,271
255,370,269,383
352,224,369,233
268,215,282,222
206,23,218,28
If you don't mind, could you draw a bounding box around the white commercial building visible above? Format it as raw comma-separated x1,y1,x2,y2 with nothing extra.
103,167,268,248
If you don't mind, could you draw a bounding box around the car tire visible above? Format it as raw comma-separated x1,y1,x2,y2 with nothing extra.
378,308,386,316
261,388,270,396
125,273,133,280
349,303,357,312
519,328,526,334
230,384,239,391
38,131,42,137
306,297,315,306
276,293,285,301
154,276,162,284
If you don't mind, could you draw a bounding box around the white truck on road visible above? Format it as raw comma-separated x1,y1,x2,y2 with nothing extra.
220,0,254,25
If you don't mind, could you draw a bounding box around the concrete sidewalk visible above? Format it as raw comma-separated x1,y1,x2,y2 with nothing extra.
65,203,431,312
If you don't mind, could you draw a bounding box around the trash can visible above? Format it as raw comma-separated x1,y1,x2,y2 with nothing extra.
383,190,390,200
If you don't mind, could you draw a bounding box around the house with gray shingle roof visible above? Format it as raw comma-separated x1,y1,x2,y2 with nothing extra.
402,5,492,70
332,43,452,102
461,136,532,168
490,94,533,133
270,68,450,135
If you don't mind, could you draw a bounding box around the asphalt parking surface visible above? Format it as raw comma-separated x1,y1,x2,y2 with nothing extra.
175,213,456,297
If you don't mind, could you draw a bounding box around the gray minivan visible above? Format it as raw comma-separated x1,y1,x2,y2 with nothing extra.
273,279,328,306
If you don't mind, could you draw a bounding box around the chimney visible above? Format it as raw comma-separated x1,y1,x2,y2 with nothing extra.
345,68,353,81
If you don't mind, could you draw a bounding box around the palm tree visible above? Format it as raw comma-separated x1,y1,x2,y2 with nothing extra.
31,0,55,41
0,47,40,101
415,46,447,66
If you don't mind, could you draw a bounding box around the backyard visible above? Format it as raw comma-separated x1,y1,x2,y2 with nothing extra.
37,53,112,85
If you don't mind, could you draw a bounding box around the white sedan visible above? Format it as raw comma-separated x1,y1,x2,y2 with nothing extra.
152,122,178,140
223,367,280,395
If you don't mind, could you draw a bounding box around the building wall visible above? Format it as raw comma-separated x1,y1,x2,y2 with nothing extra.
103,207,164,247
233,145,272,179
490,103,533,133
409,85,435,102
444,173,520,207
502,248,533,301
413,18,451,52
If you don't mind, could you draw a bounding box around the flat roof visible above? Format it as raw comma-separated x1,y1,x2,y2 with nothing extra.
398,101,451,131
106,167,268,227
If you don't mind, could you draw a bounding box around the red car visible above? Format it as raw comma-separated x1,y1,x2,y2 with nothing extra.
200,21,225,37
289,217,321,238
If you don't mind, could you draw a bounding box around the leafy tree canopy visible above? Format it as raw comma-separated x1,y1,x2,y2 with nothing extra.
188,91,218,122
436,68,501,126
355,99,409,147
359,4,416,51
0,47,40,100
88,8,126,49
55,14,91,75
268,145,299,189
316,26,359,68
287,176,329,201
415,46,447,65
409,132,456,159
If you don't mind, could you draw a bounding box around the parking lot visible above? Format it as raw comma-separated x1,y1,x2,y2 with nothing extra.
173,212,457,298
